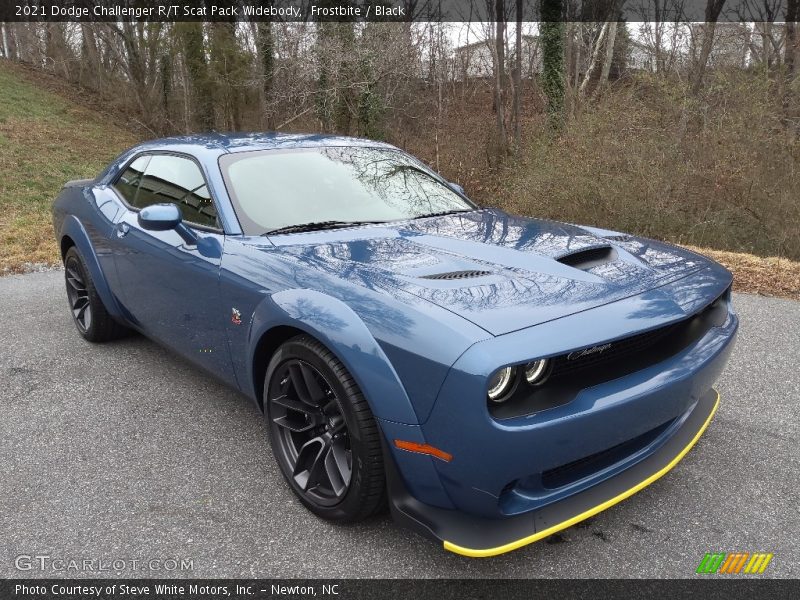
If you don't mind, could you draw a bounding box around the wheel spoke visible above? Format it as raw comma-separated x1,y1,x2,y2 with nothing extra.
299,362,327,403
273,414,316,433
271,394,316,417
66,266,84,287
324,436,351,496
72,297,89,318
288,362,326,406
66,275,83,292
292,437,325,491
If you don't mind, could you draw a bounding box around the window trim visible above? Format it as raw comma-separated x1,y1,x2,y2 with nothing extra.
111,150,225,234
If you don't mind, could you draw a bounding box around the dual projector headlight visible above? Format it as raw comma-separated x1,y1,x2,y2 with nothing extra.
487,359,550,403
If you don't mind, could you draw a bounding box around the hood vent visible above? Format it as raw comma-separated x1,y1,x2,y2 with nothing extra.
420,269,492,281
556,246,617,271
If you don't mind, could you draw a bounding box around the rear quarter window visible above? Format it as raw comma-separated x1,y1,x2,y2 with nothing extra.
113,155,150,207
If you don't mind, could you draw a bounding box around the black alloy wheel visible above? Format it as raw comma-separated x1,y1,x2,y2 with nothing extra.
62,246,128,342
270,358,352,505
265,335,386,521
65,253,92,333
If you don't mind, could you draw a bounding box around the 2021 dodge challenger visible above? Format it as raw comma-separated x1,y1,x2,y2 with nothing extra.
52,133,738,557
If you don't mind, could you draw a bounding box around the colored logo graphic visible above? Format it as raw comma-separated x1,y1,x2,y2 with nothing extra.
696,552,774,574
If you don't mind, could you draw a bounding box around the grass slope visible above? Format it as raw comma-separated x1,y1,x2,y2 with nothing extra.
0,63,136,272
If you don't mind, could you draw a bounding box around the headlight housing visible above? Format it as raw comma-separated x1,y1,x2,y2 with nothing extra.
487,367,515,403
524,359,550,385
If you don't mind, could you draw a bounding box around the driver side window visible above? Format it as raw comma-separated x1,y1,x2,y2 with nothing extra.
117,154,220,229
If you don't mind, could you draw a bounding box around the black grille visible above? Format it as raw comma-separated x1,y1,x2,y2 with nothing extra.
550,323,679,379
420,270,492,281
490,287,731,419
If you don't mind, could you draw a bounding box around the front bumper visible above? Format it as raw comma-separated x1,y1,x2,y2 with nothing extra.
387,388,720,557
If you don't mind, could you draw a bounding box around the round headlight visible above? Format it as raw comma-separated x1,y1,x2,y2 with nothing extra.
524,359,549,385
488,367,515,402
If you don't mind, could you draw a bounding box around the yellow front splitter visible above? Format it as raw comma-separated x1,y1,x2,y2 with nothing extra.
443,390,720,558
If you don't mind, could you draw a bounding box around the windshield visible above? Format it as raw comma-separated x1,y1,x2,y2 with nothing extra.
219,146,474,235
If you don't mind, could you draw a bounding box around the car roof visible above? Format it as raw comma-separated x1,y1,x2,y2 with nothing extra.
134,132,397,155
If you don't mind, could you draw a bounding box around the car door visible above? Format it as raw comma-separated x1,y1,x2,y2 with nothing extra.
108,152,235,383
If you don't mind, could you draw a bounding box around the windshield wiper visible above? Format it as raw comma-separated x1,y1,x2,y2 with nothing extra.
413,209,473,220
263,220,384,236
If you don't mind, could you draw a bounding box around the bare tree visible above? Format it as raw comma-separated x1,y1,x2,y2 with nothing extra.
786,0,799,77
512,0,523,149
493,0,509,154
580,22,610,98
691,0,727,94
176,22,214,130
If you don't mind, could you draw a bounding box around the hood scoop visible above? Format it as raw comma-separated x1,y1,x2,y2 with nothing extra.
556,246,617,271
420,269,492,281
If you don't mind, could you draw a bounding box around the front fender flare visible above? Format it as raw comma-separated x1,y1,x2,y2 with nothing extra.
248,288,420,425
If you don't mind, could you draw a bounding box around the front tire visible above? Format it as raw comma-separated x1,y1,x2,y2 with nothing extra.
63,246,128,342
264,335,386,522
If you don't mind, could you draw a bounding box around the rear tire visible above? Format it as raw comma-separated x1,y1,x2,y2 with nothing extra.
264,335,386,522
64,246,128,343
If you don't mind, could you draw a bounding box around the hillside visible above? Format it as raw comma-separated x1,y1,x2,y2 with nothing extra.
0,62,137,272
0,62,796,299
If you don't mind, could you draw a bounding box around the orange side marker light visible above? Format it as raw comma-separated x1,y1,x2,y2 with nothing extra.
394,440,453,462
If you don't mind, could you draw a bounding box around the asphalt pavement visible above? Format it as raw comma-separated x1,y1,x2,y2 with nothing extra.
1,270,798,578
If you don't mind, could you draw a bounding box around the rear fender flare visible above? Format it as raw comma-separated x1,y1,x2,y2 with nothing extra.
60,215,123,319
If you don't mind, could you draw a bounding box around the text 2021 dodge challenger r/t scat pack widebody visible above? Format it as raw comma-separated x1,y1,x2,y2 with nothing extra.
52,133,737,557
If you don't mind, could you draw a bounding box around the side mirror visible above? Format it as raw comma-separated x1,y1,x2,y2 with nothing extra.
138,203,182,231
449,182,465,196
138,203,197,245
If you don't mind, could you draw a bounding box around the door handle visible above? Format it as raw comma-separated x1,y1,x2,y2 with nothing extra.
116,222,130,238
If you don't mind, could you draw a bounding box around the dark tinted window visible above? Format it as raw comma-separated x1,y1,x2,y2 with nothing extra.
113,155,150,206
135,155,219,228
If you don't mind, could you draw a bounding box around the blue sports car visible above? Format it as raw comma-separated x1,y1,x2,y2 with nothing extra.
52,133,737,557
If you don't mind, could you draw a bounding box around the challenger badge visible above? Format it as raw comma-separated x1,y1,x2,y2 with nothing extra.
567,342,612,361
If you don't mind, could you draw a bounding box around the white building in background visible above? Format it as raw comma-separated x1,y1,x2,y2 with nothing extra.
454,35,542,80
628,40,658,72
688,23,752,69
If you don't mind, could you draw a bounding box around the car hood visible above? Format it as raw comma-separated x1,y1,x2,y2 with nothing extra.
268,209,710,336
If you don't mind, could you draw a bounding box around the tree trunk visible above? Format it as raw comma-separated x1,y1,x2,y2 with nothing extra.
512,0,522,149
494,0,508,155
540,0,565,130
45,24,71,79
6,24,18,60
160,53,172,131
690,0,727,95
209,22,244,131
1,24,9,59
573,23,581,90
786,0,798,78
579,22,608,98
257,21,275,129
80,24,101,90
599,21,618,87
177,22,214,130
